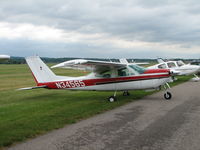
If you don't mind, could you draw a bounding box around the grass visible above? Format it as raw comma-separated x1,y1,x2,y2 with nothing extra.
0,64,192,148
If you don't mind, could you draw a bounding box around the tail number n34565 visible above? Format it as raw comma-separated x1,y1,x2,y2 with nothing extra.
56,80,85,89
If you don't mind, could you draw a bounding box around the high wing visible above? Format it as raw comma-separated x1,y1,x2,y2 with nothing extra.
51,59,126,73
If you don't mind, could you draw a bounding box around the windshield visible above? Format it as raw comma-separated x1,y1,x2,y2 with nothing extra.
167,62,176,68
128,65,146,74
177,61,185,67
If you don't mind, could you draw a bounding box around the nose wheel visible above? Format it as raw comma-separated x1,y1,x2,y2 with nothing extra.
164,91,172,100
163,83,172,100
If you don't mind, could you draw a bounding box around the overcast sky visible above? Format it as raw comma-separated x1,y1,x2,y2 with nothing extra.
0,0,200,58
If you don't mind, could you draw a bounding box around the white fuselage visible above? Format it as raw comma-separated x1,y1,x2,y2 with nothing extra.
148,61,200,76
43,71,172,91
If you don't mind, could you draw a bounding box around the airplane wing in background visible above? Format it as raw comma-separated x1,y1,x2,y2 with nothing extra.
0,55,10,61
51,59,126,73
119,58,149,65
157,58,165,63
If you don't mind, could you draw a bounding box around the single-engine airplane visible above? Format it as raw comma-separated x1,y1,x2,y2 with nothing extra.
20,56,174,102
148,58,200,81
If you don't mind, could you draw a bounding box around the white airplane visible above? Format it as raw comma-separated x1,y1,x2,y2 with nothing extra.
148,58,200,80
0,55,10,61
20,56,174,102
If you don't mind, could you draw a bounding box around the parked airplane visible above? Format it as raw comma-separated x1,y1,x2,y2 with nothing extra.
20,56,174,102
0,55,10,61
148,58,200,81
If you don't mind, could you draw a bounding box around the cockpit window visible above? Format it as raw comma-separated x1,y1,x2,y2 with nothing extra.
167,62,176,68
177,61,185,67
158,64,167,69
128,65,146,74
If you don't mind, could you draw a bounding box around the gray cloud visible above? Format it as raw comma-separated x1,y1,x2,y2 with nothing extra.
0,0,200,58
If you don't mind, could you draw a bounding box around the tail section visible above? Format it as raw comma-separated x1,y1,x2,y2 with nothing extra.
26,56,57,83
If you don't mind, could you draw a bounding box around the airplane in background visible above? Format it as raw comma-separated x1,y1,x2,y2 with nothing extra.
20,56,174,102
0,55,10,61
119,58,149,65
148,58,200,81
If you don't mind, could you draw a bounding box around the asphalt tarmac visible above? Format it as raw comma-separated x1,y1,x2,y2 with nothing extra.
8,81,200,150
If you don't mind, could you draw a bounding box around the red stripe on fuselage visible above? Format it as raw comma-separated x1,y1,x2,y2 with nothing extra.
143,69,170,74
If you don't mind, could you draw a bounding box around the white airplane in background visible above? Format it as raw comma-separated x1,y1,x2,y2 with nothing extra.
0,55,10,61
20,56,174,102
119,58,149,65
148,58,200,81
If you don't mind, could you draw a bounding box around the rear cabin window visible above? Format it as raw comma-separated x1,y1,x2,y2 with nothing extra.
158,64,167,69
95,70,112,78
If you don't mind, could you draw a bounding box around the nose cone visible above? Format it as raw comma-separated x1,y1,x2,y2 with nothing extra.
170,70,181,75
191,65,200,73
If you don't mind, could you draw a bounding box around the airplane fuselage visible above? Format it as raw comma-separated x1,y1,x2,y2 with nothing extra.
148,61,200,76
37,69,171,91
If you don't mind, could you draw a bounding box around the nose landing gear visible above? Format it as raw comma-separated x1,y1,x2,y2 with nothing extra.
164,91,172,100
163,83,172,100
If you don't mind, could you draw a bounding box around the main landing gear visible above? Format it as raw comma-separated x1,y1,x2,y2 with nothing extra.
123,90,130,96
108,91,117,102
191,74,200,82
163,83,172,100
108,90,130,102
108,96,116,102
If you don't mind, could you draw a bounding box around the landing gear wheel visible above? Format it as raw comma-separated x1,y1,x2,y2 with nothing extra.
108,96,116,102
123,91,130,96
164,92,172,100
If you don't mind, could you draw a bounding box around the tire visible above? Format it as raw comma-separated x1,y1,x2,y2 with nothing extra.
123,91,130,96
164,92,172,100
108,96,116,102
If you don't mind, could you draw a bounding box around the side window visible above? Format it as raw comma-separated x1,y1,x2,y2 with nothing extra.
118,68,129,77
167,62,176,68
102,71,112,78
158,64,167,69
95,70,112,78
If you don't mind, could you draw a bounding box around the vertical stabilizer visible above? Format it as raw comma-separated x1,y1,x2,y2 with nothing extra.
26,56,57,83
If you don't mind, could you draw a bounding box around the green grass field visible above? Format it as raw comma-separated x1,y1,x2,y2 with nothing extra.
0,64,192,148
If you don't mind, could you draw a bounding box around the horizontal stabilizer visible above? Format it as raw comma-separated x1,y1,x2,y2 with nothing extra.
17,85,47,90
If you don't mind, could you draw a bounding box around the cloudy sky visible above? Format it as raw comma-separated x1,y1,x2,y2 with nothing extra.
0,0,200,58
